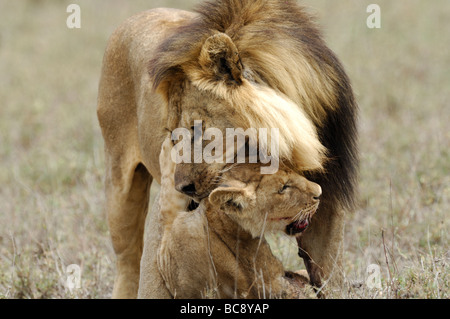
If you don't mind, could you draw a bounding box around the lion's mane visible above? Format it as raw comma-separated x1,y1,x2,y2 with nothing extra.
149,0,358,211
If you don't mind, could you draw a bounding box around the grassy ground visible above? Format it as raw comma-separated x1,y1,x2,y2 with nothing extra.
0,0,448,299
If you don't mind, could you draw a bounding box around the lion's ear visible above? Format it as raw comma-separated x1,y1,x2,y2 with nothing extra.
209,183,255,213
199,33,244,85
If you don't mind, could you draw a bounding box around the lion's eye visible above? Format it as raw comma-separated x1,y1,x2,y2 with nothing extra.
278,184,290,194
190,126,195,142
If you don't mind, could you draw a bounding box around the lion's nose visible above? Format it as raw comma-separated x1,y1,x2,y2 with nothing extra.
176,182,197,197
174,167,197,197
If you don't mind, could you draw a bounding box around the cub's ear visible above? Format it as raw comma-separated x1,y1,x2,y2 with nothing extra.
199,33,244,85
209,183,256,213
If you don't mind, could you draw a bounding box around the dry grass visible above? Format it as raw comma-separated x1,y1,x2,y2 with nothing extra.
0,0,448,299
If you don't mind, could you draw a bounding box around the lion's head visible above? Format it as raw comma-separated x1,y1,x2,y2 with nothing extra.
149,0,354,203
208,163,322,238
167,75,326,201
153,30,328,200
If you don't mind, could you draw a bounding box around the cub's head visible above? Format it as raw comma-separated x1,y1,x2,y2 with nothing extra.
208,164,322,238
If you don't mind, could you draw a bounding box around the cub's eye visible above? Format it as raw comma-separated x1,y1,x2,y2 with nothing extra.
278,184,290,194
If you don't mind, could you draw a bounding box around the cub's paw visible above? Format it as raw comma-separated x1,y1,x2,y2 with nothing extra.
160,136,176,177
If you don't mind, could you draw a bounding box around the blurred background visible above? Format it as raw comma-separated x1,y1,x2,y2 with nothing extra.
0,0,448,298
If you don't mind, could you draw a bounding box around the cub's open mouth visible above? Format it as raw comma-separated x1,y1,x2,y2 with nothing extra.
285,218,310,236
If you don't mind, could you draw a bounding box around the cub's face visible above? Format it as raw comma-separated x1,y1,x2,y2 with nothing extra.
208,164,322,238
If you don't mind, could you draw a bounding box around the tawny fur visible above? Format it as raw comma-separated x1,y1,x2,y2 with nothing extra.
97,0,358,298
138,138,319,299
150,0,358,210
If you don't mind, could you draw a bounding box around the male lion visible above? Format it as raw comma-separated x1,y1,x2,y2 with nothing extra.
97,0,358,298
138,137,320,299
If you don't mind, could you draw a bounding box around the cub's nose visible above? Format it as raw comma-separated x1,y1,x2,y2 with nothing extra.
312,184,322,202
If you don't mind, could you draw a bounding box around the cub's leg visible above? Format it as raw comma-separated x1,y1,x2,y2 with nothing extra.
138,191,173,299
282,270,310,299
158,137,189,226
154,137,190,297
138,139,189,299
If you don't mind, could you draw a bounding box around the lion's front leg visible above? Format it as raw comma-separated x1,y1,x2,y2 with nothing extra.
296,202,345,294
105,157,152,299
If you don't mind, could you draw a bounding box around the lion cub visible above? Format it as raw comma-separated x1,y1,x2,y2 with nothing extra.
151,138,321,299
